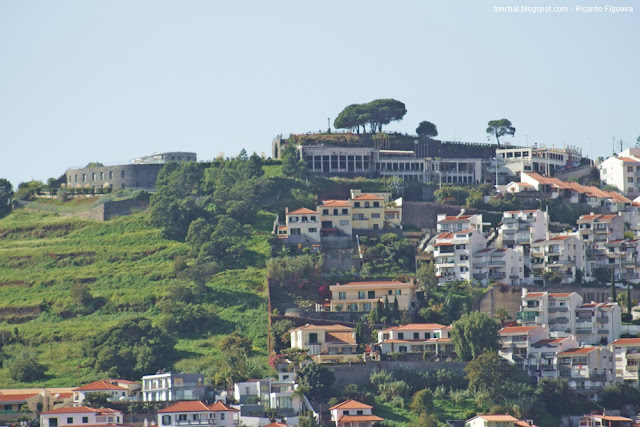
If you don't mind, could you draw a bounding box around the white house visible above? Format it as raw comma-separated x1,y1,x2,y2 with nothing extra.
233,373,302,416
376,323,454,357
289,324,358,363
530,235,585,284
610,337,640,387
72,380,139,404
472,247,524,286
285,208,321,243
329,400,383,427
157,401,239,427
517,290,584,338
141,372,205,402
599,148,640,195
40,406,126,427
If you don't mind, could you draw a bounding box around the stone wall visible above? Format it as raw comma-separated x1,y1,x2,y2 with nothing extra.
61,199,149,221
330,360,467,390
65,164,163,191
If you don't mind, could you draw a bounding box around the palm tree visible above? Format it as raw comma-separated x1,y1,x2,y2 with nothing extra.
494,308,512,327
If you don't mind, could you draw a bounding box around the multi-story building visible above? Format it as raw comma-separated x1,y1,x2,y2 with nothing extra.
329,400,383,427
517,290,584,338
556,346,613,400
530,235,585,284
498,326,548,368
72,380,140,404
527,336,579,379
298,145,376,177
610,337,640,387
465,415,524,427
436,213,486,234
497,145,584,177
374,150,427,181
317,200,352,236
141,372,205,402
471,247,524,286
132,152,197,164
598,148,640,195
434,228,487,284
284,208,320,243
575,302,622,345
40,406,126,427
157,401,239,427
233,373,301,417
376,324,453,356
289,324,358,363
350,194,385,230
328,280,417,312
497,210,548,252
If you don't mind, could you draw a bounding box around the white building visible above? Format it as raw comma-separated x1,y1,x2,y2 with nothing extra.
471,247,524,286
233,373,301,416
436,213,487,234
72,380,140,404
530,235,585,284
434,227,487,285
497,145,583,177
575,302,623,345
465,415,522,427
376,323,454,356
41,406,126,427
157,401,239,427
141,372,205,402
610,337,640,387
497,210,548,251
556,346,613,400
599,148,640,195
517,290,584,338
289,324,358,363
329,400,383,427
498,325,548,368
285,208,320,243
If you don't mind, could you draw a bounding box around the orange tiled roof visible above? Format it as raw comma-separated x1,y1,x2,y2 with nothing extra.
330,399,373,410
337,415,384,423
287,208,318,215
41,406,120,415
325,331,357,345
383,323,447,332
499,326,540,334
0,393,39,402
611,338,640,345
617,157,640,164
558,347,598,355
73,380,127,392
336,281,411,287
290,324,354,332
524,292,545,298
321,200,350,207
476,415,519,422
158,401,211,413
208,401,239,412
549,292,575,297
352,194,384,201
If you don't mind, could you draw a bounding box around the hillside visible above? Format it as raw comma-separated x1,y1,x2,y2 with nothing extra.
0,208,272,387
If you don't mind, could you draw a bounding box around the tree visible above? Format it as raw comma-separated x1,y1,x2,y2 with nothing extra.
636,135,640,148
0,178,13,217
416,263,438,298
409,389,434,415
486,119,516,146
416,121,438,138
281,145,306,177
600,383,640,409
6,349,47,382
412,413,439,427
450,311,499,361
465,351,529,404
297,363,335,398
366,99,407,133
493,308,512,327
611,269,617,301
534,378,573,417
334,104,366,134
84,392,110,408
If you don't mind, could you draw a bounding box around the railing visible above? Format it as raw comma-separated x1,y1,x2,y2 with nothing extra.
548,307,568,313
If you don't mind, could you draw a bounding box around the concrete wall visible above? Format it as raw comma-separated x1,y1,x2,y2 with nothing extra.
65,164,163,191
61,199,149,221
330,360,467,390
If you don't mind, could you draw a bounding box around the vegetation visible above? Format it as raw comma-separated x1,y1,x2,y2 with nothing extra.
450,312,499,361
0,178,13,217
486,119,516,146
297,363,335,398
333,99,407,133
416,121,438,138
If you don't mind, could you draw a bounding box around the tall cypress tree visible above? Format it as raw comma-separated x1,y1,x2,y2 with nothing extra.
611,269,617,301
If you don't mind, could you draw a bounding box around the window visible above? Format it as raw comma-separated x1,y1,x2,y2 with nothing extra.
82,418,89,424
373,202,379,208
340,220,349,226
413,332,420,339
91,173,95,181
343,411,350,416
50,418,58,427
368,291,375,298
178,415,188,421
357,410,364,415
308,228,317,233
396,289,401,295
628,167,634,173
358,291,366,299
109,171,113,179
308,333,318,344
220,413,225,420
342,209,349,215
354,202,360,208
456,244,466,250
629,177,634,183
363,302,372,311
82,174,86,182
121,170,125,178
372,213,380,219
290,228,301,235
398,332,404,339
365,202,370,208
161,416,172,426
459,255,468,261
338,292,346,300
323,209,329,215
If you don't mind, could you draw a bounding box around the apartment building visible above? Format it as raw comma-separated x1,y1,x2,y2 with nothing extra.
530,235,585,284
328,280,417,312
599,148,640,195
472,247,524,286
517,290,583,338
289,324,357,363
575,302,622,345
374,150,427,181
72,380,139,404
40,407,126,427
436,213,486,234
556,346,613,400
350,194,385,230
497,210,548,251
376,324,454,356
317,200,352,236
141,373,205,402
498,326,548,368
527,336,579,379
284,208,320,243
497,145,583,176
610,337,640,387
434,229,487,285
233,373,300,416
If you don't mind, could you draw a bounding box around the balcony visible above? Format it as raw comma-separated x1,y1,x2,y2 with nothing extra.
517,311,539,321
597,315,609,323
548,306,568,313
489,272,506,279
576,328,593,334
488,260,507,266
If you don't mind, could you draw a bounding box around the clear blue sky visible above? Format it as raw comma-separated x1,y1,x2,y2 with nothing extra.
1,0,638,187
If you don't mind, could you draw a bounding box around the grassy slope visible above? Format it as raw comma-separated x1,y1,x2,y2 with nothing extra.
0,208,273,388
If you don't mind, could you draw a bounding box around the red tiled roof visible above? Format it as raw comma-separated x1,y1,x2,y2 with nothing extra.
436,232,454,239
0,393,39,402
325,331,357,345
104,379,139,385
159,401,214,413
549,292,575,297
208,401,239,412
41,406,120,415
611,338,640,345
383,323,447,332
499,326,540,334
439,215,473,222
548,236,572,241
617,157,640,164
263,423,290,427
525,292,545,298
287,208,318,215
290,324,354,332
337,281,410,287
330,399,373,410
337,415,384,423
321,200,350,207
558,347,598,355
73,380,127,392
475,415,519,422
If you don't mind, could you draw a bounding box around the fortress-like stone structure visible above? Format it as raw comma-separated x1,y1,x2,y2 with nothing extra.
65,151,197,191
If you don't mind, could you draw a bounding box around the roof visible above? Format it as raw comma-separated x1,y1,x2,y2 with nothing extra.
611,338,640,345
337,415,384,423
73,380,128,391
499,326,540,334
523,172,631,203
290,324,354,332
321,200,350,207
352,194,384,201
334,281,412,288
262,423,290,427
474,415,519,422
158,401,239,413
590,415,633,422
104,379,139,385
507,183,534,188
41,406,121,415
558,347,598,356
0,393,39,402
524,292,545,298
325,331,357,345
436,232,454,239
286,208,318,215
617,157,640,164
439,215,473,222
382,323,447,332
532,338,567,347
329,399,373,410
549,292,575,297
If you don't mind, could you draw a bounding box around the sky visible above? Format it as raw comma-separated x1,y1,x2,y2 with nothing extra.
1,0,638,187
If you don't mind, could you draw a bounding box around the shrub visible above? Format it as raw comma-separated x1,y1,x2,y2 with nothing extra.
7,349,47,382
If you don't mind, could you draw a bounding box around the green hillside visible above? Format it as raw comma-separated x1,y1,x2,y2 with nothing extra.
0,209,272,387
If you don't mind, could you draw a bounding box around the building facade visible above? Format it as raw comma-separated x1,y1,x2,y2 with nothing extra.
141,373,206,402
